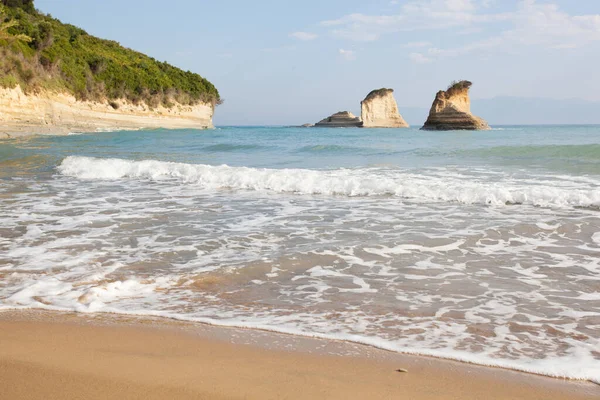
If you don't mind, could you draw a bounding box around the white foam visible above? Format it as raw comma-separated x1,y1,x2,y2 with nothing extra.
3,157,600,385
94,127,142,133
57,156,600,209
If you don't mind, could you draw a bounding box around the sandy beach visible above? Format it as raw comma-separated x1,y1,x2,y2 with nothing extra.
0,311,596,400
2,1,599,398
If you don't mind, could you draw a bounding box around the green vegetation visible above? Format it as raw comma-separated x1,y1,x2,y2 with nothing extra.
0,11,31,43
446,80,472,93
363,88,393,102
0,1,220,107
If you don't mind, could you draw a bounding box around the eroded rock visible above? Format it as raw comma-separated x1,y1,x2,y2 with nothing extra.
315,111,362,128
361,88,409,128
422,81,490,131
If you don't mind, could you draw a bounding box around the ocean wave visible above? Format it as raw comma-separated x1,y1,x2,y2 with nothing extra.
296,144,367,154
202,143,268,152
57,156,600,208
459,144,600,161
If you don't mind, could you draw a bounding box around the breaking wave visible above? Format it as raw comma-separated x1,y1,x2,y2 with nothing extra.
57,156,600,208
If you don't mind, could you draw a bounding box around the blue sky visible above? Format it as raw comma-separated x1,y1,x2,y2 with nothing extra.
36,0,600,125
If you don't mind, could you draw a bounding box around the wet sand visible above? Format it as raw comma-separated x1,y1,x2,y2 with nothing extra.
0,310,597,400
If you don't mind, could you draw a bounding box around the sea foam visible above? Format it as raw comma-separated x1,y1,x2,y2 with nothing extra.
57,156,600,208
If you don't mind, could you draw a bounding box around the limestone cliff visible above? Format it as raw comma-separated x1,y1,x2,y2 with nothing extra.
360,89,409,128
315,111,362,128
0,86,214,138
421,81,490,131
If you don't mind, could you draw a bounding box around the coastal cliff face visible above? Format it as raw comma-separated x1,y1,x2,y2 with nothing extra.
422,81,490,131
360,89,409,128
0,86,214,137
315,111,362,128
0,0,219,138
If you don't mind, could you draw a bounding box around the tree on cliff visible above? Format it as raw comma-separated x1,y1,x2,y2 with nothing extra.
0,0,220,106
1,0,34,13
0,9,32,42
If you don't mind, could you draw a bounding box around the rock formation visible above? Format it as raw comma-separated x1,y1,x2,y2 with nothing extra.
0,86,214,138
421,81,490,130
360,88,409,128
315,111,362,128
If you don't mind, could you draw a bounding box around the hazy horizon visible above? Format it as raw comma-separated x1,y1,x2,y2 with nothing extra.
35,0,600,125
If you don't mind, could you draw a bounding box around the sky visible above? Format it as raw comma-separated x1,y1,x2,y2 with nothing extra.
35,0,600,125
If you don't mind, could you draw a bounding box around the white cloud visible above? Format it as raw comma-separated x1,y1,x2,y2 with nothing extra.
409,52,433,63
422,1,600,61
261,45,297,53
339,49,357,61
504,1,600,49
322,14,404,42
403,41,432,48
320,0,506,41
289,31,318,41
424,36,504,58
321,0,600,59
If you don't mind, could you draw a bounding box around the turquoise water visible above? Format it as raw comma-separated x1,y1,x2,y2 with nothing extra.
3,125,600,176
1,125,600,382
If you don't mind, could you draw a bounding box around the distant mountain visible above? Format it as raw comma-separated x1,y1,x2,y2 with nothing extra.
397,107,429,127
472,97,600,126
399,97,600,127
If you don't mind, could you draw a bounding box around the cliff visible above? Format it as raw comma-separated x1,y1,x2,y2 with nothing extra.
0,86,213,138
315,111,362,128
0,1,219,135
422,81,490,130
360,88,409,128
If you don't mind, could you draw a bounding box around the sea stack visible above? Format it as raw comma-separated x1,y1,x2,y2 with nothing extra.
360,88,409,128
315,111,362,128
422,81,490,130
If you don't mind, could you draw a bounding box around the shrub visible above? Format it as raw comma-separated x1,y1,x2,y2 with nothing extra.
0,1,220,107
1,0,35,13
0,73,18,87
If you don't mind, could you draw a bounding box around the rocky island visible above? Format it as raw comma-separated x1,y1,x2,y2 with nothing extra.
314,89,409,129
361,88,409,128
0,0,219,137
422,81,490,131
314,111,362,128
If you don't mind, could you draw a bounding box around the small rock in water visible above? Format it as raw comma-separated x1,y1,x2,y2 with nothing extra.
314,111,362,128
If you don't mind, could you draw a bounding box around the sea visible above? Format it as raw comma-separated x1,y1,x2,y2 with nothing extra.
1,125,599,383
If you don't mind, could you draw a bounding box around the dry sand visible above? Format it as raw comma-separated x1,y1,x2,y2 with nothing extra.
0,311,597,400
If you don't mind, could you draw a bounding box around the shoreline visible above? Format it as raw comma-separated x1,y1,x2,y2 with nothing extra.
0,125,212,140
0,125,140,139
0,310,596,400
4,304,597,385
